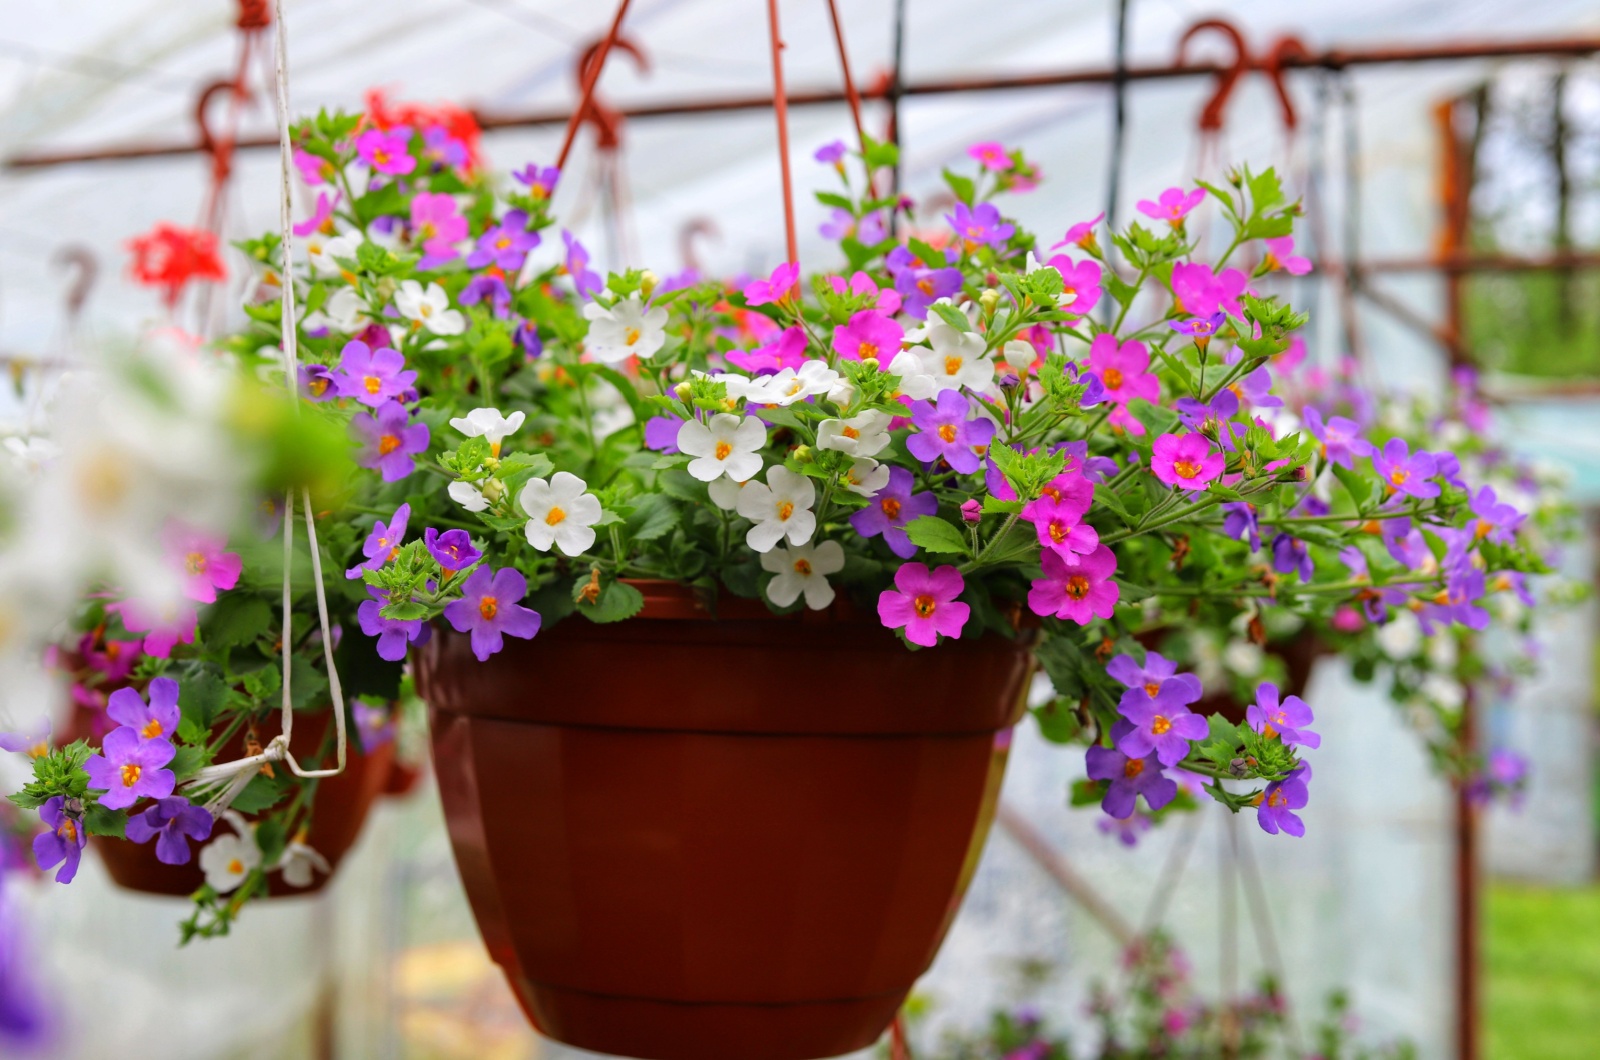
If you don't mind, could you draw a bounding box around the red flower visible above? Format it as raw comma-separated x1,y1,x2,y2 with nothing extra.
126,223,225,308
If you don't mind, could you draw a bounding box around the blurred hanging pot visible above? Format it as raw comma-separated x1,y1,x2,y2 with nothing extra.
414,580,1033,1060
69,703,393,898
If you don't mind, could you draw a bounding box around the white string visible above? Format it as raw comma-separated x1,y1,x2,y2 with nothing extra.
183,0,348,798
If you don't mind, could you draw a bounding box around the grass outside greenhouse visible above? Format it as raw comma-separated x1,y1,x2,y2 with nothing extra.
1487,881,1600,1059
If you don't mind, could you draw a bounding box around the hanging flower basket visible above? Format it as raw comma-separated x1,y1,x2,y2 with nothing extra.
415,580,1031,1060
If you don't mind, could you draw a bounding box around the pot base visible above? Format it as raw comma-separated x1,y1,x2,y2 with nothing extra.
514,977,904,1060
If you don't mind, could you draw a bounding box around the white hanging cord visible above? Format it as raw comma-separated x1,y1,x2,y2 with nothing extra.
187,0,347,797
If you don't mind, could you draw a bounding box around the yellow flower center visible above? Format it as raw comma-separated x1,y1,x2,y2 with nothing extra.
943,355,963,377
776,501,795,521
378,434,402,455
1151,716,1172,735
1065,574,1090,599
858,342,878,359
545,506,567,526
715,441,733,461
1173,460,1203,479
624,327,641,346
228,858,245,875
913,594,937,619
1389,469,1410,487
841,425,860,439
364,375,383,394
59,819,77,842
184,551,207,575
495,235,512,250
1144,682,1161,698
120,763,142,788
141,719,164,739
937,424,958,443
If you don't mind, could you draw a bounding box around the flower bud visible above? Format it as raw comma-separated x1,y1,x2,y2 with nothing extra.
792,445,814,465
639,270,659,299
1229,757,1250,778
374,277,398,304
673,381,693,402
960,498,982,523
481,479,506,503
860,357,879,372
979,288,1002,315
1002,339,1035,375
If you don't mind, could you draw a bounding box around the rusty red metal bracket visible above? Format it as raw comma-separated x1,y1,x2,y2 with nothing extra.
1177,18,1306,135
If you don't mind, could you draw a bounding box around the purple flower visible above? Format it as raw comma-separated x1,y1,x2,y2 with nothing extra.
106,678,180,743
1434,451,1469,490
1303,406,1372,469
33,797,85,884
1246,682,1320,749
850,466,938,559
357,588,430,662
644,416,682,453
84,727,176,810
1224,364,1282,409
1098,813,1153,846
1470,486,1523,545
819,208,856,240
459,274,512,318
906,390,995,474
1222,502,1261,551
356,126,416,176
946,202,1015,250
424,527,482,574
299,363,337,402
351,400,430,482
1271,533,1313,582
1174,388,1239,434
1340,547,1408,621
1086,724,1178,819
1419,567,1491,634
125,797,213,866
467,209,540,271
443,566,543,662
514,319,543,359
814,140,848,164
1372,438,1440,500
423,125,470,169
347,503,410,580
1491,569,1537,607
1107,651,1204,720
1379,517,1432,570
354,702,396,750
0,719,49,759
1169,312,1227,344
332,340,416,407
1256,762,1311,837
562,230,603,300
888,246,963,319
513,164,560,200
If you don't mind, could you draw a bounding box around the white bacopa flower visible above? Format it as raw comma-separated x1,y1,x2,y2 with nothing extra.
276,836,332,889
448,479,490,512
737,465,816,552
583,294,668,364
1376,610,1422,659
3,436,60,475
678,414,765,483
1420,672,1466,711
915,319,993,392
520,472,603,557
748,360,841,407
1222,639,1264,677
199,831,261,895
816,410,892,458
761,540,845,610
305,231,362,278
450,407,526,456
841,457,891,497
887,350,939,401
303,286,370,334
707,475,748,511
1002,339,1038,375
395,280,467,336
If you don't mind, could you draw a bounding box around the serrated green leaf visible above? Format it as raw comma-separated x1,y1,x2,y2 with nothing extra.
84,802,125,839
178,671,230,732
905,516,968,555
200,595,273,651
230,773,290,814
577,580,646,624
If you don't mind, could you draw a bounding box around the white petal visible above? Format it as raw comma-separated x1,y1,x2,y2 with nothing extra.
765,572,802,607
746,520,786,553
554,523,597,557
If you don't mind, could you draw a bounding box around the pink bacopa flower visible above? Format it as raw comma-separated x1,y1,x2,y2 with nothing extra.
443,566,543,662
410,192,468,269
967,141,1011,171
106,678,181,742
832,309,903,362
726,325,807,374
1136,187,1204,225
161,523,241,604
1085,333,1159,433
351,400,431,483
85,726,176,810
1151,432,1226,490
1051,212,1105,252
1263,236,1312,275
1022,472,1098,560
1171,262,1249,318
356,126,416,176
744,262,799,307
111,598,198,658
826,270,901,314
293,148,332,186
292,190,340,239
878,562,970,647
1029,545,1120,623
332,340,417,408
1045,254,1102,316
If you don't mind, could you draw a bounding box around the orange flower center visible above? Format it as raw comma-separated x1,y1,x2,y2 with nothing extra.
913,594,937,618
545,506,567,526
858,342,878,359
943,355,963,376
1173,460,1203,479
378,434,402,455
624,327,641,346
714,441,733,461
793,558,812,577
841,425,860,439
1048,522,1067,543
1065,574,1090,600
364,375,383,394
1151,716,1172,736
1389,469,1410,487
881,497,902,519
120,763,142,788
917,277,935,295
1144,682,1161,698
1102,367,1124,388
1123,758,1145,778
59,819,77,842
228,858,245,875
141,719,164,739
937,424,958,443
184,551,207,575
479,596,499,620
776,501,795,521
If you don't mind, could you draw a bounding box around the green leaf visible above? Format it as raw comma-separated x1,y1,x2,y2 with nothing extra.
576,580,646,624
230,774,290,814
981,496,1023,515
815,190,854,211
941,168,975,205
659,468,710,505
626,493,680,543
1332,462,1376,511
905,516,969,555
1128,398,1181,438
1031,698,1083,744
169,742,207,783
289,657,329,711
178,671,230,733
200,595,273,651
929,301,970,333
84,802,126,839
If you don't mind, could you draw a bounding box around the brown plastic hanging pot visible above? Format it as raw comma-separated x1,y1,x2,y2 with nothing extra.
414,580,1033,1060
74,705,393,898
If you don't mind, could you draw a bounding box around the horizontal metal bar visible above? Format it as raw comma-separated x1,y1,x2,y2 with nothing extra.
8,34,1600,170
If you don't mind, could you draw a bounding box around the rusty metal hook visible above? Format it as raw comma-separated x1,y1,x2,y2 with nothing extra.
1176,18,1250,134
52,245,98,324
678,217,720,274
573,35,649,151
1264,35,1311,130
195,78,252,170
